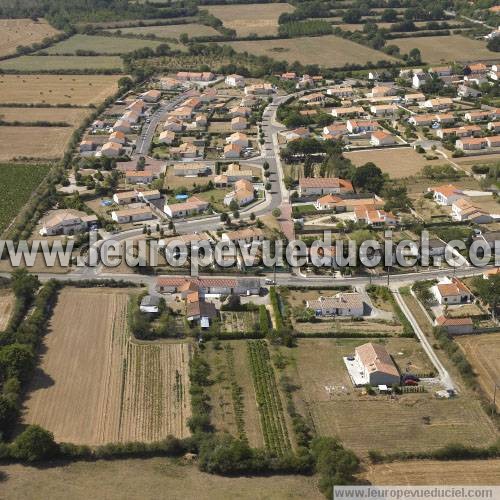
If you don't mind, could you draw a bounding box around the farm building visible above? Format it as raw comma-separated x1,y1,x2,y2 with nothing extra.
435,316,473,335
345,342,400,387
306,292,364,318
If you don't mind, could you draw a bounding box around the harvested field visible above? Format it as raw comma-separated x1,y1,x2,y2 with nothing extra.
364,459,500,485
0,18,60,58
0,107,91,125
44,34,162,54
453,153,500,172
206,3,295,36
390,35,496,64
0,74,121,105
23,288,192,445
108,23,220,39
0,126,74,160
345,147,430,178
313,396,496,455
0,290,14,331
225,35,396,66
277,338,495,456
457,333,500,410
0,458,322,500
0,55,124,71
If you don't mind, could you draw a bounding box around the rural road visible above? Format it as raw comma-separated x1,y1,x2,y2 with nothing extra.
392,286,456,392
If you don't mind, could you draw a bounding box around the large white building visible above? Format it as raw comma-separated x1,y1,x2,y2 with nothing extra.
354,342,400,386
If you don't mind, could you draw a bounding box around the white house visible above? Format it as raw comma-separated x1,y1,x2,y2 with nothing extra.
429,184,463,205
111,207,153,224
370,130,396,146
432,277,474,305
451,198,493,223
39,209,97,236
225,74,245,87
354,342,400,386
140,295,160,313
163,196,209,218
306,292,364,317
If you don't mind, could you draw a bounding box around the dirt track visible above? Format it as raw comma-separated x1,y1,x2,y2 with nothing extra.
0,290,14,331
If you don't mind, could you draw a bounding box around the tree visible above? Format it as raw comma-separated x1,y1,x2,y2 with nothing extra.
352,162,385,194
381,8,397,22
0,395,19,438
220,212,228,223
408,47,421,64
342,8,362,23
473,275,500,320
11,425,59,462
0,343,35,383
137,156,146,171
250,212,256,221
11,268,39,299
272,208,281,218
488,37,500,52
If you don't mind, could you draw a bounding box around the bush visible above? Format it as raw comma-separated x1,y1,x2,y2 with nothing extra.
11,425,59,462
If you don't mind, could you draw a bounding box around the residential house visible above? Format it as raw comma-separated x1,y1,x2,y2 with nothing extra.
229,106,251,118
455,137,488,150
141,89,161,103
299,92,325,105
464,110,490,122
222,227,264,245
163,118,183,132
408,114,435,127
370,104,398,116
112,120,131,134
327,85,353,98
155,276,260,296
458,84,482,99
306,292,364,317
314,194,383,212
140,295,160,313
158,130,175,144
487,135,500,148
298,177,354,197
432,277,474,305
346,119,378,134
111,206,153,224
136,189,161,203
224,163,253,183
123,110,140,124
370,130,396,146
331,106,364,118
354,342,400,386
113,190,137,205
109,131,126,145
429,184,463,205
423,97,453,110
487,121,500,132
79,140,95,153
226,132,249,148
322,123,348,140
223,178,255,207
39,209,97,236
412,73,430,89
244,83,275,96
452,197,493,223
170,142,198,158
434,113,455,125
125,170,154,184
354,207,397,227
436,125,481,139
100,142,122,157
169,106,193,121
225,74,245,87
172,163,211,177
231,116,247,130
224,143,243,159
163,196,209,218
283,127,310,142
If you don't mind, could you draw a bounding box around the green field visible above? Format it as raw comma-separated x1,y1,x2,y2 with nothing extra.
43,34,163,54
0,55,124,71
0,163,51,235
108,23,220,39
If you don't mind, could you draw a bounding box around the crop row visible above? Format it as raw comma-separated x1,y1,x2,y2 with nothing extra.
247,340,291,456
224,345,247,442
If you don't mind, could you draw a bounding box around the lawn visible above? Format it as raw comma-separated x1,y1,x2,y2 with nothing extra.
0,55,124,71
274,338,495,456
225,35,396,67
390,35,496,64
345,148,432,179
206,3,295,36
0,126,75,161
0,458,322,500
0,163,51,235
0,74,121,105
43,34,162,54
108,23,220,39
0,18,60,57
